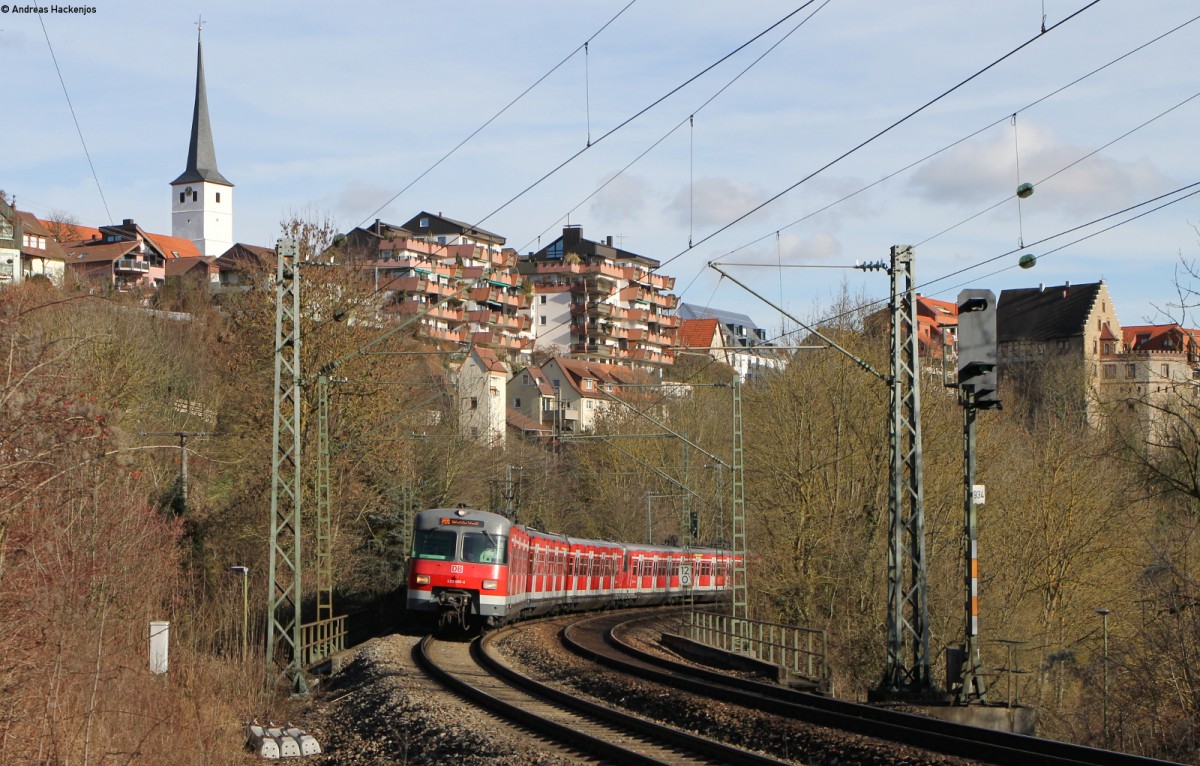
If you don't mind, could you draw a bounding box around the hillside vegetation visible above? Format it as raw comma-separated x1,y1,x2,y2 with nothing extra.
2,267,1199,764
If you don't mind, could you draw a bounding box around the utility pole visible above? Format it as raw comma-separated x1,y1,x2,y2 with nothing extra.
877,245,933,699
502,464,522,521
267,237,307,696
139,430,207,511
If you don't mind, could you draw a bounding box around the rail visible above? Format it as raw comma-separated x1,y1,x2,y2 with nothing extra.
300,615,347,667
687,610,830,685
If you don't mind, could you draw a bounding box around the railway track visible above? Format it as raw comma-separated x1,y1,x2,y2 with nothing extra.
561,611,1183,766
415,623,796,765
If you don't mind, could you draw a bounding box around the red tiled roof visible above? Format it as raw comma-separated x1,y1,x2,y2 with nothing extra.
506,407,551,434
679,318,720,348
1122,324,1200,351
552,356,650,398
164,256,216,277
65,240,139,264
147,232,202,259
472,346,508,374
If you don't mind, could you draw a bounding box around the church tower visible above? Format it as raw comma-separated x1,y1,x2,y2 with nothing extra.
171,30,233,257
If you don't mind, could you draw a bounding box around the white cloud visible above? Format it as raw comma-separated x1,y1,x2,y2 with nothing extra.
666,176,770,229
589,172,652,224
724,230,843,265
908,123,1175,217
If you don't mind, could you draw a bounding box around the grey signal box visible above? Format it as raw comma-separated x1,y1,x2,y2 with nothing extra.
957,289,1001,410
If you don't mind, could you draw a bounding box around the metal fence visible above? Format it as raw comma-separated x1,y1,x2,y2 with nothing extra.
686,610,830,685
300,615,347,667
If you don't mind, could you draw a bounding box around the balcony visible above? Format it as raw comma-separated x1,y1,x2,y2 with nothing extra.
115,258,150,273
470,286,523,309
628,348,675,365
394,299,464,324
526,259,626,280
424,326,467,343
623,267,675,291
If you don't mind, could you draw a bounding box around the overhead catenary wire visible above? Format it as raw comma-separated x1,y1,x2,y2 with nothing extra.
354,0,638,230
39,13,112,223
473,1,828,231
656,0,1103,273
516,0,832,255
707,11,1199,267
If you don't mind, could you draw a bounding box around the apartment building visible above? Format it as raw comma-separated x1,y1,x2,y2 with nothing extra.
519,225,679,371
341,214,532,356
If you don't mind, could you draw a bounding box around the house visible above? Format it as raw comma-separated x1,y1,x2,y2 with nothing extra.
519,225,679,370
509,356,650,434
62,219,201,291
676,303,787,378
214,243,276,291
10,208,69,285
863,293,958,360
454,346,509,446
0,199,23,285
1102,323,1200,438
997,280,1122,420
508,363,557,429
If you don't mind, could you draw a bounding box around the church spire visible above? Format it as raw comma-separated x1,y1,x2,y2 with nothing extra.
172,30,232,187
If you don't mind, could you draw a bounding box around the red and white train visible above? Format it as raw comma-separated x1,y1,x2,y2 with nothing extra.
407,507,738,630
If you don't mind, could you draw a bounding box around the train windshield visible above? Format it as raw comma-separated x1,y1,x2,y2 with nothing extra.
413,529,457,560
463,532,508,564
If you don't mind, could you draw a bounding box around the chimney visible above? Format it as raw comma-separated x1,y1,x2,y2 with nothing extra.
606,235,613,247
563,225,583,251
122,218,134,227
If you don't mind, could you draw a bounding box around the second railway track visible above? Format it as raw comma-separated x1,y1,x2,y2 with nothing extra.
416,620,797,765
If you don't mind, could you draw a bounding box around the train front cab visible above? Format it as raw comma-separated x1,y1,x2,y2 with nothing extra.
407,508,512,630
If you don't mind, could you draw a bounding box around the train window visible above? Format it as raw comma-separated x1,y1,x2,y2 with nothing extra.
463,532,508,564
413,529,456,560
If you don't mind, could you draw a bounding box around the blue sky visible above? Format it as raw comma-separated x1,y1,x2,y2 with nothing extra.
5,1,1199,331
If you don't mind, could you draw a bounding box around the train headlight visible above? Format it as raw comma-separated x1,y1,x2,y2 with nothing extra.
415,574,431,585
482,580,498,590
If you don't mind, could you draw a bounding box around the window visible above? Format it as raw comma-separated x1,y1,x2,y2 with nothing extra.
1103,343,1112,354
583,379,594,390
463,532,508,564
215,192,221,203
1162,364,1170,378
514,397,522,408
192,191,198,202
179,192,185,203
1103,364,1116,378
1127,364,1136,378
540,295,547,305
437,235,446,245
412,529,456,560
552,379,560,389
540,316,547,325
523,374,530,385
470,397,478,409
586,400,593,409
419,217,429,228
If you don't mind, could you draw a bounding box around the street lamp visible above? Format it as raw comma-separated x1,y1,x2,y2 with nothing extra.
229,566,249,658
1095,608,1111,746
